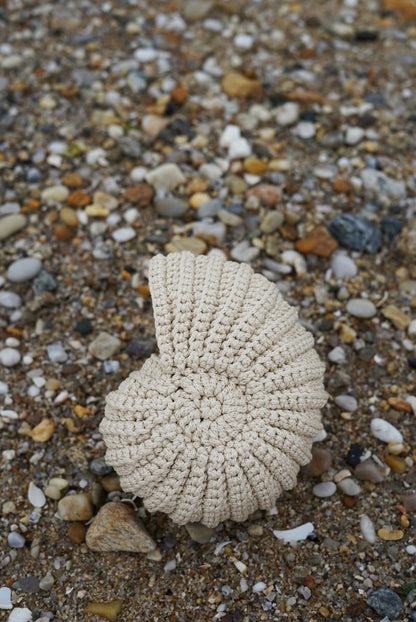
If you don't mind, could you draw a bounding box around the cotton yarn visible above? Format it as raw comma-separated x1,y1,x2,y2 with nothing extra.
100,251,327,527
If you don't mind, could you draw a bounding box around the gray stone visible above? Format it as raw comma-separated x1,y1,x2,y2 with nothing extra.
183,0,214,21
0,291,22,308
355,459,385,483
0,214,27,241
47,343,68,363
193,221,226,245
331,254,357,279
8,532,26,548
367,588,402,619
312,481,337,498
260,210,284,234
361,169,406,204
328,213,382,253
0,348,21,367
89,456,113,475
146,163,185,192
334,394,358,412
337,478,362,496
155,197,188,218
197,199,222,219
346,298,377,319
7,257,42,283
34,271,57,293
328,346,346,364
185,522,216,543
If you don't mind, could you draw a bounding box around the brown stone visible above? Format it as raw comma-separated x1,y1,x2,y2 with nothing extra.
333,178,353,194
346,602,366,617
85,502,156,553
295,226,338,257
377,528,403,540
342,495,358,508
245,183,282,207
68,522,87,544
384,454,407,474
123,184,154,207
243,157,268,175
84,600,122,621
402,494,416,512
381,304,411,330
383,0,416,20
61,172,83,188
285,89,326,105
387,397,412,413
31,418,56,442
60,207,79,227
301,447,333,478
53,224,76,241
67,190,91,208
221,71,264,99
171,84,189,105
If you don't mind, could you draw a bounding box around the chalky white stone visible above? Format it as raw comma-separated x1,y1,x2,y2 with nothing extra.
360,514,376,544
228,137,252,160
28,482,46,508
0,586,12,610
312,481,337,498
331,254,357,279
0,348,21,367
7,532,25,548
371,418,403,443
146,163,185,192
337,478,362,496
111,227,136,242
41,185,69,202
328,346,346,364
346,298,376,319
0,381,9,394
275,102,300,126
7,257,42,283
0,292,22,308
47,343,68,364
7,608,33,622
273,522,315,543
345,126,364,145
334,394,358,412
219,124,241,148
294,121,316,139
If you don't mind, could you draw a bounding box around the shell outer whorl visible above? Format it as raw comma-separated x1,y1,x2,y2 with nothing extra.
100,251,328,528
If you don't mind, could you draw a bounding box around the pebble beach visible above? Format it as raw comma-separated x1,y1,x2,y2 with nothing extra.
1,0,416,620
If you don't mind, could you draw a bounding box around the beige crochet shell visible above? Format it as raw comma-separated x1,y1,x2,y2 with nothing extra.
100,251,327,528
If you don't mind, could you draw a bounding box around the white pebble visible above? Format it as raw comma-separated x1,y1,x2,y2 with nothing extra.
2,450,15,460
406,545,416,554
123,208,139,224
345,126,364,145
0,292,22,308
281,250,307,277
111,227,136,243
0,586,12,610
164,559,176,572
230,240,260,263
371,418,403,443
328,346,346,364
334,394,358,412
228,137,252,160
360,514,376,544
28,482,46,508
234,33,255,49
28,385,40,397
273,522,314,543
312,481,337,498
0,409,18,419
107,124,124,139
41,185,69,203
219,124,241,148
5,338,19,347
134,47,157,62
408,319,416,338
8,608,33,622
146,163,185,192
0,348,21,367
47,343,68,364
53,390,68,404
406,395,416,415
130,166,148,182
294,121,316,139
337,478,362,496
86,148,108,166
7,532,25,548
346,298,377,319
331,254,357,279
275,102,300,126
0,381,9,394
252,582,267,593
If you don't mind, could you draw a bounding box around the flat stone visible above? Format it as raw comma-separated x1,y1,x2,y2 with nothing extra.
328,346,346,364
185,522,216,543
0,291,22,308
125,337,155,359
273,522,315,542
0,586,12,609
302,447,333,478
230,240,260,263
166,236,207,255
7,257,42,283
111,227,136,242
89,332,121,360
58,493,94,521
367,589,402,618
41,185,70,202
295,226,338,258
260,210,284,234
346,298,377,319
8,532,25,548
86,502,156,553
371,418,403,443
381,304,411,330
246,183,282,207
312,481,337,498
345,126,364,145
334,394,358,412
0,214,27,241
123,184,154,207
221,71,263,99
328,213,382,253
355,459,385,483
155,197,188,218
7,607,33,622
402,494,416,512
193,221,226,245
197,199,222,219
47,342,68,363
361,168,406,204
360,514,376,544
146,163,185,192
84,600,123,621
228,137,252,159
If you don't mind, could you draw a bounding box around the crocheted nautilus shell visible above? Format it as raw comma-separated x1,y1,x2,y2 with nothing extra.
100,251,327,528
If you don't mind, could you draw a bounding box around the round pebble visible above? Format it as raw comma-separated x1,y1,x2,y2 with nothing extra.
111,227,135,242
7,257,42,283
0,292,22,308
371,418,403,443
0,348,21,367
0,214,27,241
155,197,188,218
331,254,357,279
312,481,337,498
328,346,346,364
275,102,300,126
346,298,377,319
367,589,402,619
337,478,362,496
8,531,26,548
334,394,358,412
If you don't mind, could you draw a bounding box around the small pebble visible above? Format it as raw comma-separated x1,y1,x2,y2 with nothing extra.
46,343,68,363
294,121,316,139
360,514,376,544
84,600,122,621
0,586,12,610
328,346,346,364
31,419,56,442
334,394,358,412
345,126,364,145
252,582,267,593
0,214,27,241
273,522,314,542
155,197,187,218
89,332,121,360
7,258,42,283
312,481,337,498
111,227,135,243
328,213,382,253
275,102,300,126
346,298,376,319
146,163,185,192
8,532,26,548
185,522,215,544
28,482,46,508
0,292,22,308
58,493,94,521
0,348,21,367
7,608,33,622
89,456,113,475
367,589,402,618
355,459,385,483
337,478,362,496
41,185,69,203
371,418,403,443
331,254,357,279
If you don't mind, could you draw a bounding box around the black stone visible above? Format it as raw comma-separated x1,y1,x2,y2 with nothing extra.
408,357,416,370
89,456,113,475
355,30,379,42
125,337,155,359
346,443,364,467
328,213,382,253
15,575,40,594
367,588,402,618
75,319,93,336
381,216,402,240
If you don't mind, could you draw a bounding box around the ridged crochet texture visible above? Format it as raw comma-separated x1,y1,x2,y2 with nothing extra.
100,251,327,528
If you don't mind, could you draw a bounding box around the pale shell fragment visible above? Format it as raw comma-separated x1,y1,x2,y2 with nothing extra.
8,608,32,622
273,522,315,543
28,482,46,508
360,514,376,544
